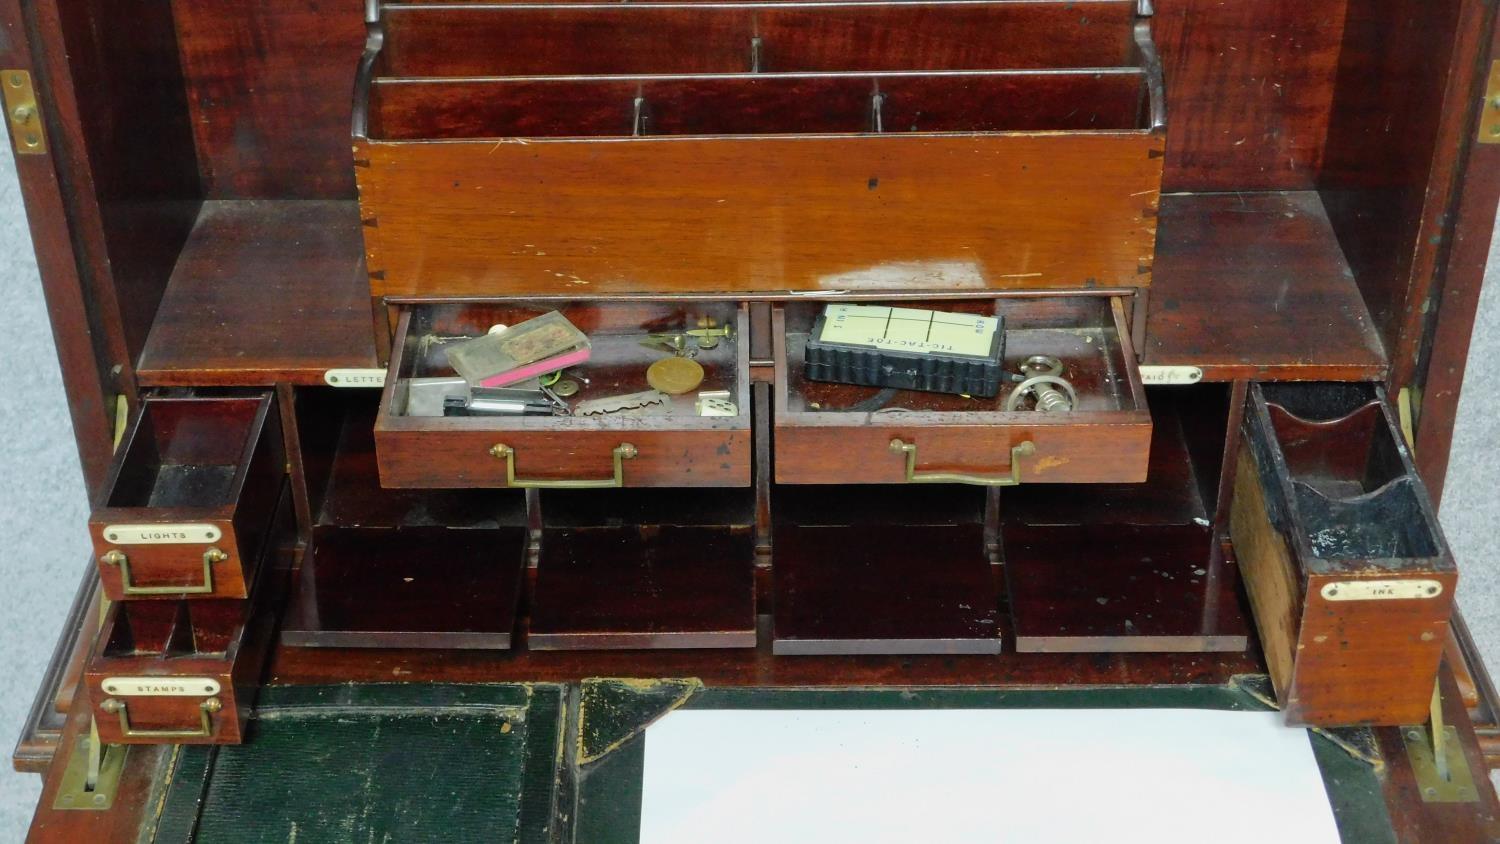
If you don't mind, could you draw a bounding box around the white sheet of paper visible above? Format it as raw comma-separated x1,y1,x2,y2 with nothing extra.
639,708,1341,844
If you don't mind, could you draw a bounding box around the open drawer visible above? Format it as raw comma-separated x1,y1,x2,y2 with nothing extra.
88,394,284,601
1230,382,1456,726
772,296,1152,484
376,302,752,488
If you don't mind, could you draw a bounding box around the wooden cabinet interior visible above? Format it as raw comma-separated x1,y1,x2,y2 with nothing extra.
10,0,1496,805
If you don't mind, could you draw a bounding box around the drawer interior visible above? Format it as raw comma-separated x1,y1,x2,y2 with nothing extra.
378,0,1140,77
777,296,1143,418
1252,383,1445,564
370,71,1150,140
387,301,748,430
106,397,267,510
284,391,530,649
528,487,758,650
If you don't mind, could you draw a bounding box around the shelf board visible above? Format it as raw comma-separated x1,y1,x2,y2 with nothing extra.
134,191,1385,386
136,200,378,386
1146,191,1388,381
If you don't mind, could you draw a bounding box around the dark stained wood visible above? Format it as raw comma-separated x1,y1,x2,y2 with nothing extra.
372,72,1146,140
88,395,284,601
528,526,757,649
775,297,1153,484
1004,523,1249,653
0,0,130,491
50,0,203,361
355,132,1163,299
1388,0,1498,393
281,526,528,649
1415,10,1500,502
171,0,366,197
1320,0,1469,359
380,1,1138,77
1145,191,1389,381
1153,0,1347,191
135,200,379,385
773,524,1002,655
317,392,527,527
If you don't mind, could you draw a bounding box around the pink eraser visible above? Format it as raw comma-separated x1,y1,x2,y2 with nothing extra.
478,346,592,388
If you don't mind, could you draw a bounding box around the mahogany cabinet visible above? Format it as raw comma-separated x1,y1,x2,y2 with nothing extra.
6,0,1500,838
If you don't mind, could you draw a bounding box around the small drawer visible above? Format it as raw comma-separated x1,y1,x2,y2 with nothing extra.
772,296,1152,485
83,595,274,745
89,394,284,601
1230,382,1456,726
376,302,752,488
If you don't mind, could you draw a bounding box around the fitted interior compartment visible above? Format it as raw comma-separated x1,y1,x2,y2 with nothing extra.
377,301,752,488
371,70,1151,140
1001,385,1249,653
1245,382,1447,566
378,0,1141,77
773,295,1152,485
529,487,758,650
105,398,266,509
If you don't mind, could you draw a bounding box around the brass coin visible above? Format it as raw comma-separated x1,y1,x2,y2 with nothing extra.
552,379,580,397
646,357,705,395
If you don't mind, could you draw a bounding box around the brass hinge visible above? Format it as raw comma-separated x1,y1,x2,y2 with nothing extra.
1480,61,1500,145
2,70,46,155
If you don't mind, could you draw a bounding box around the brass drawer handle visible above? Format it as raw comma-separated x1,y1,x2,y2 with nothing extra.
99,697,220,739
889,439,1035,486
488,442,637,488
99,547,226,596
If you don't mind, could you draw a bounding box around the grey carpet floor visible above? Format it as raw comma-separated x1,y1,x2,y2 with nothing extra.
0,130,1498,834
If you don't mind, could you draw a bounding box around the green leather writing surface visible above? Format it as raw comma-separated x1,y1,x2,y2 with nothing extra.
146,678,1392,844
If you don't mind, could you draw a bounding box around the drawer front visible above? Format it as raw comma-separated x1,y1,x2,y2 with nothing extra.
83,599,271,745
1230,382,1456,727
88,395,285,601
376,302,752,489
773,296,1152,485
775,422,1151,485
377,427,752,488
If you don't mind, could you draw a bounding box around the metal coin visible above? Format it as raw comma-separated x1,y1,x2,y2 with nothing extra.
646,357,705,395
552,379,580,397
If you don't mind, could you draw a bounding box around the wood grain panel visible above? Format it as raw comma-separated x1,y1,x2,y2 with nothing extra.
1320,0,1469,367
1154,0,1348,191
380,1,1137,76
357,133,1162,298
171,0,366,197
135,200,379,386
1145,191,1388,381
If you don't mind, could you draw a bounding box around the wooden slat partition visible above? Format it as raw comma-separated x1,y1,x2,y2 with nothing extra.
380,0,1140,77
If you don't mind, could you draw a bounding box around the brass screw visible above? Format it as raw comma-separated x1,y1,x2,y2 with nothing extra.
11,104,33,124
7,74,21,88
99,550,126,566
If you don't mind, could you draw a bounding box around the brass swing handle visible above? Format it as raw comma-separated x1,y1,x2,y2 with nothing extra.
99,697,220,740
489,442,637,488
98,547,227,596
888,439,1035,486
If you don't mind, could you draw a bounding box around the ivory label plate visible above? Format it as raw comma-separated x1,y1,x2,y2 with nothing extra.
103,523,221,545
1138,365,1204,385
1319,579,1444,601
101,677,221,697
324,368,387,388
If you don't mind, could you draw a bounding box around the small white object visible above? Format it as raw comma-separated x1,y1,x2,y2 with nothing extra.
695,390,738,417
103,524,222,545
